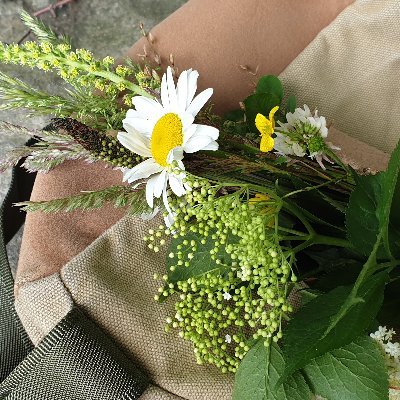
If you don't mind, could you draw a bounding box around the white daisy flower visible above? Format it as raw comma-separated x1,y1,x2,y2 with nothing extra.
117,66,219,213
275,104,339,169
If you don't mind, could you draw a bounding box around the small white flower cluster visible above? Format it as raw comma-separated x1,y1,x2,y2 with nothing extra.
275,104,339,169
371,326,400,398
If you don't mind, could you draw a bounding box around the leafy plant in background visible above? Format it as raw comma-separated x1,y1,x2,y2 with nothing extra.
1,12,400,399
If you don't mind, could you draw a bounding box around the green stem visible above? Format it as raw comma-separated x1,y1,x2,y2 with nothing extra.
279,235,309,242
282,201,315,235
282,178,343,199
291,238,314,254
42,55,152,97
277,226,308,236
313,234,351,249
289,233,351,254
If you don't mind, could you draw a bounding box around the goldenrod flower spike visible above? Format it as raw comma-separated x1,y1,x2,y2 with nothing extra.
255,105,279,152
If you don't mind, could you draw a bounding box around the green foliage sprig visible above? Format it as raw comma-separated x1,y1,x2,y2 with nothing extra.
17,185,160,216
0,11,162,131
0,34,148,98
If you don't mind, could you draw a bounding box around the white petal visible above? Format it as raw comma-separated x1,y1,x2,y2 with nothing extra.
286,113,296,126
122,118,153,135
160,72,169,109
146,174,158,208
125,109,141,119
169,174,186,197
190,124,219,141
176,69,188,111
179,113,195,131
123,158,163,183
132,96,164,118
186,69,199,108
186,88,213,117
201,140,219,151
154,170,167,199
164,212,176,228
117,131,151,158
182,124,197,143
183,135,213,153
167,146,184,164
162,179,172,214
176,160,185,170
166,66,178,110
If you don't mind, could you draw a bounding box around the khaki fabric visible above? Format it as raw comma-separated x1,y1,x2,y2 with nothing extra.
279,0,400,154
16,215,234,400
141,385,184,400
14,0,399,399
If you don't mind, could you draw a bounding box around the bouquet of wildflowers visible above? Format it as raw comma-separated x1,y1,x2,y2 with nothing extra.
1,12,400,400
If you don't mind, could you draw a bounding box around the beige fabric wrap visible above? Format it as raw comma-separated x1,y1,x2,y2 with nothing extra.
16,215,234,400
15,0,399,398
279,0,400,154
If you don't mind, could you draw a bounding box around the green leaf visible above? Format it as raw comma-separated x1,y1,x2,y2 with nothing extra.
347,140,400,259
285,95,296,115
303,335,389,400
256,75,284,103
243,93,280,131
306,248,363,291
346,173,383,256
233,341,312,400
166,231,232,283
281,269,388,381
378,139,400,258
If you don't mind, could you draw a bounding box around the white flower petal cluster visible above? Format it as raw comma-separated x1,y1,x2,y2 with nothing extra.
275,104,339,169
371,326,400,397
284,104,328,138
274,133,307,157
223,292,232,301
117,66,219,217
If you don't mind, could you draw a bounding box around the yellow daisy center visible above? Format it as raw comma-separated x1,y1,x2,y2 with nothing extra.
151,113,184,166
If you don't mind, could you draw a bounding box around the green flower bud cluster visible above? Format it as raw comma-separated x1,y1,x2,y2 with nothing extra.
99,137,142,168
148,176,296,372
293,120,328,154
0,40,153,97
277,118,331,158
46,118,142,168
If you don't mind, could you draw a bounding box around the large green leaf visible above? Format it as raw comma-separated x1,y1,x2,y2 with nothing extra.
378,139,400,258
346,173,383,256
233,341,312,400
256,75,284,102
166,231,232,283
347,140,400,259
303,335,389,400
280,269,388,381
